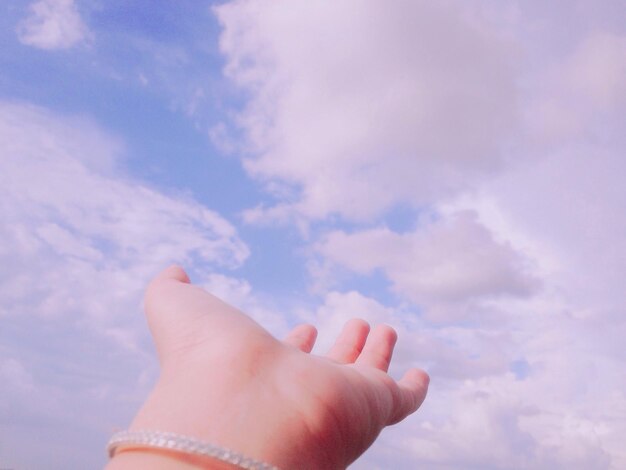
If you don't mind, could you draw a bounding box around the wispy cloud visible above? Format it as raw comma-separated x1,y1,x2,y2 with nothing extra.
0,101,248,468
16,0,91,50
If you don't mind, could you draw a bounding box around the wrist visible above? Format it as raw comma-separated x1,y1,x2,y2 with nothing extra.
120,352,343,470
123,367,299,469
105,448,243,470
106,430,280,470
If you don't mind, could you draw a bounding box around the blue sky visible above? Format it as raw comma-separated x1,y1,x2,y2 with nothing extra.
1,1,626,469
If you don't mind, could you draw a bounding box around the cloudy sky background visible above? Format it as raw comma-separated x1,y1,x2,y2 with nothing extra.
1,0,625,468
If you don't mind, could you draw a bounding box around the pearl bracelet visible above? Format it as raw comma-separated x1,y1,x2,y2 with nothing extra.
107,430,281,470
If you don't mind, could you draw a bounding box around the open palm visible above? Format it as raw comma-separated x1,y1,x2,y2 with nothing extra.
128,266,429,470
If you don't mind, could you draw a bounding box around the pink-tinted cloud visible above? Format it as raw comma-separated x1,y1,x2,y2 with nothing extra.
316,211,537,318
216,0,518,221
214,1,626,468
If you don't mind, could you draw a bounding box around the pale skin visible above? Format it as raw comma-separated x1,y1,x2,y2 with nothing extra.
106,266,429,470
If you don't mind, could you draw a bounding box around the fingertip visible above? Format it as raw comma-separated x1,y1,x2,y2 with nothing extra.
356,324,398,372
348,318,371,331
144,265,191,311
402,367,430,388
381,324,398,346
284,323,319,353
326,318,371,364
390,367,429,424
304,323,319,341
155,265,191,284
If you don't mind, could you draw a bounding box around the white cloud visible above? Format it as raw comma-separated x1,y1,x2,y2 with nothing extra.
564,32,626,110
300,289,626,469
0,101,249,468
215,0,518,221
397,375,614,469
452,149,626,325
0,101,248,320
526,31,626,144
315,211,537,321
0,358,34,394
398,29,626,467
211,4,626,468
16,0,91,50
298,290,516,382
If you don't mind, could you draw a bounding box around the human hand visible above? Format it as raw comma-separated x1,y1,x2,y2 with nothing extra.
107,266,429,470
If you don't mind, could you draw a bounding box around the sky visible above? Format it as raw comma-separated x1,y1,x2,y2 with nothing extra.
0,0,625,468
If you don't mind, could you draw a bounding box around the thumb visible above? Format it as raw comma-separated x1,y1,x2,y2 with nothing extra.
151,264,191,284
388,368,430,425
143,265,274,365
143,265,203,363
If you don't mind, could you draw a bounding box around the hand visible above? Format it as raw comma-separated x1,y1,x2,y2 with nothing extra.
109,266,429,470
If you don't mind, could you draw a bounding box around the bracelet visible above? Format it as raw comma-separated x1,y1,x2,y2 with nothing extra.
107,430,281,470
